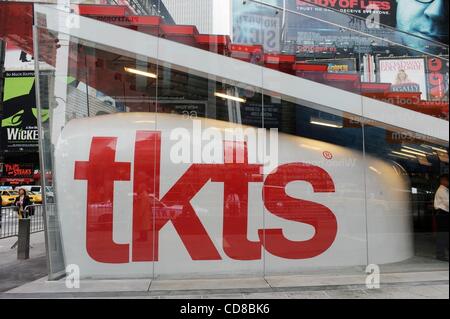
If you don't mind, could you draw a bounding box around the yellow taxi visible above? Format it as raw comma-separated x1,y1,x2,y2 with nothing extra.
28,191,42,204
1,190,19,206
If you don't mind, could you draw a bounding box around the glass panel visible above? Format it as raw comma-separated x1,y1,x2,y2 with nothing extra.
34,26,65,278
260,92,368,278
152,0,265,279
29,1,448,286
153,62,265,279
35,20,160,277
34,3,265,279
363,121,449,274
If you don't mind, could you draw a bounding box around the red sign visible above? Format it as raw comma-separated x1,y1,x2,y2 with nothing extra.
0,177,34,184
3,163,33,178
74,132,338,263
427,57,449,101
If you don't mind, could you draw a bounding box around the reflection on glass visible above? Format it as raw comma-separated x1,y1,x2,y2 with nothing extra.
24,2,449,283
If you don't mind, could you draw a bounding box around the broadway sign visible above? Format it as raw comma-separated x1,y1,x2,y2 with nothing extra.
1,71,38,152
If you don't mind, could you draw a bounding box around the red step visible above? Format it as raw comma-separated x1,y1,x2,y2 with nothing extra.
84,15,163,37
360,82,391,93
293,63,328,72
160,24,200,47
324,73,359,82
75,4,134,17
195,34,231,55
229,44,264,64
264,54,296,74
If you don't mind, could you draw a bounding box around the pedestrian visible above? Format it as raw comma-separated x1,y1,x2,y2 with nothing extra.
434,174,449,262
14,188,32,219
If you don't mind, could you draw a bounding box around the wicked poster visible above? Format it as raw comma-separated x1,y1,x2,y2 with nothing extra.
1,71,48,152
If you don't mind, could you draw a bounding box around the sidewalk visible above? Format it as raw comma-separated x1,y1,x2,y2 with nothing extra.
2,268,448,299
0,233,448,299
0,232,47,292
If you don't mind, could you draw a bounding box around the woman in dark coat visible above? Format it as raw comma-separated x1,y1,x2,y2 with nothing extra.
14,188,32,218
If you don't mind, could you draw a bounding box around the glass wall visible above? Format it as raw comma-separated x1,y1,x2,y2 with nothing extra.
30,1,448,282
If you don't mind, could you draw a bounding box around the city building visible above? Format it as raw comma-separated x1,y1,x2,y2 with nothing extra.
161,0,231,35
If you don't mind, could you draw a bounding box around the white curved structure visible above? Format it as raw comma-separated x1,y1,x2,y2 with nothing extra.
55,113,413,278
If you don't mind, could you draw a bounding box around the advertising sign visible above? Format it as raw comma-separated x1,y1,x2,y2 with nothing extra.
0,71,49,152
232,0,449,55
233,8,281,52
378,57,428,100
426,57,449,102
295,0,395,25
294,0,448,47
305,58,357,73
232,0,396,53
2,163,33,178
54,112,413,278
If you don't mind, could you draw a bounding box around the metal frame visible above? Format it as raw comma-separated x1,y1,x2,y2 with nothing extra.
33,25,53,280
0,204,45,240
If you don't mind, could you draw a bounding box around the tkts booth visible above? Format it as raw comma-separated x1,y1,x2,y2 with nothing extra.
0,1,448,280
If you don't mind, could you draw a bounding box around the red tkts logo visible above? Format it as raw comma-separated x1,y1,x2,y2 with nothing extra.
74,131,338,264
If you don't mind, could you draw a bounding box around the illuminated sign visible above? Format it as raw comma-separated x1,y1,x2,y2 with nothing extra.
3,163,33,178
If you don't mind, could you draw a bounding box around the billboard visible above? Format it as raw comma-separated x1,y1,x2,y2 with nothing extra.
295,0,395,25
232,0,449,54
378,57,428,100
1,71,48,152
232,0,282,52
426,57,449,102
1,163,33,178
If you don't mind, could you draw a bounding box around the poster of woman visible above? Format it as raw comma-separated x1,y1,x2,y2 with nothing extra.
378,57,428,100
